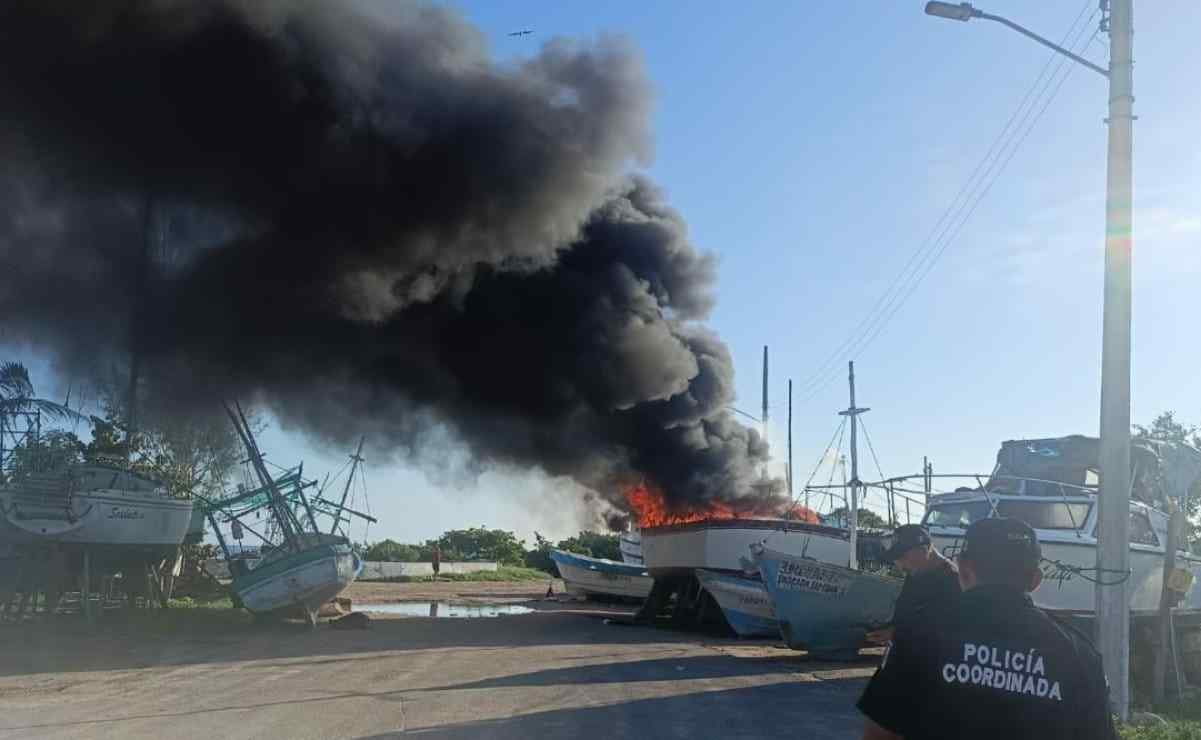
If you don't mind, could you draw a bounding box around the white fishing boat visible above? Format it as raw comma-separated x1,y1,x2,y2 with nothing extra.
203,405,374,626
232,534,360,615
549,548,653,600
695,568,780,638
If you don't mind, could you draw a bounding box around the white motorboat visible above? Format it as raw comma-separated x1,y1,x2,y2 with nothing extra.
925,489,1201,617
915,434,1201,618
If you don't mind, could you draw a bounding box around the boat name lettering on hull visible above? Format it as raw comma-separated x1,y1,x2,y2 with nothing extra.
108,507,144,520
775,560,852,596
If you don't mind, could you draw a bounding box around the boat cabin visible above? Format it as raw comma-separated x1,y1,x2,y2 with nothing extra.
922,490,1186,556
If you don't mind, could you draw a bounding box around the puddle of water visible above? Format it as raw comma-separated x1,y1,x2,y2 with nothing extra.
363,602,536,618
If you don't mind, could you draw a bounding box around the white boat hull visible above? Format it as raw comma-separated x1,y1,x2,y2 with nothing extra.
932,533,1201,617
235,544,358,615
0,488,193,548
550,550,653,599
695,569,780,638
640,519,857,577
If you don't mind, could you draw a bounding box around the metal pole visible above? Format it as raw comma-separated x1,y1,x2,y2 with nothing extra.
1096,0,1133,720
848,363,858,570
331,437,366,535
838,362,870,570
761,346,769,453
787,380,793,500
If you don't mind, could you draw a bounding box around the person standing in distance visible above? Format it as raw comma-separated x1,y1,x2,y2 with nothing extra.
857,518,1116,740
866,524,960,644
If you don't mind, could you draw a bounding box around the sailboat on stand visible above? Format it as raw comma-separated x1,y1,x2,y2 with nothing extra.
202,404,372,627
755,362,903,659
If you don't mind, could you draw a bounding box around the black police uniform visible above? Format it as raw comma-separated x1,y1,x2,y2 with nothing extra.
889,555,959,631
858,584,1117,739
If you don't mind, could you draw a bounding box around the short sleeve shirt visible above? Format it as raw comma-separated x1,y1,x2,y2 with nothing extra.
890,556,960,629
858,585,1116,740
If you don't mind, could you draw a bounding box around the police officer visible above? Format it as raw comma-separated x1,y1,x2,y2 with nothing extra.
866,524,960,644
857,517,1116,739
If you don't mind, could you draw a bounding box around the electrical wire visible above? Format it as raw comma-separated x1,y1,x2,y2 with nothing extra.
793,0,1103,404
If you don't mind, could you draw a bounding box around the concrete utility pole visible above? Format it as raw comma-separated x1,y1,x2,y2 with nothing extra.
761,345,769,448
1096,0,1135,718
924,1,1135,717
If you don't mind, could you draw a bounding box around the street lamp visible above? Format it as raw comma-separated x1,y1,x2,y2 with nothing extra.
924,2,977,22
924,0,1135,721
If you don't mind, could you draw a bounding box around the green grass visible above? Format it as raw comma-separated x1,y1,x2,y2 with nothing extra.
166,596,236,610
378,566,554,583
1121,699,1201,740
1120,721,1201,740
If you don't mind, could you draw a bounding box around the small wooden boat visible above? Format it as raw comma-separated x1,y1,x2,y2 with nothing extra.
549,548,653,600
695,568,779,638
754,544,901,660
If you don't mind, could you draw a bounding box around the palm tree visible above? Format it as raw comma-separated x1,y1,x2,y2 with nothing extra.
0,362,82,421
1,362,87,474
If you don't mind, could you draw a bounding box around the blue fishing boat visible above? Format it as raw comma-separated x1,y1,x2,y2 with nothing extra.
695,569,779,638
549,548,653,600
755,544,901,660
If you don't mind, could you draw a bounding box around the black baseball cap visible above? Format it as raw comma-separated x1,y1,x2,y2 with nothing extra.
883,524,931,561
959,517,1041,571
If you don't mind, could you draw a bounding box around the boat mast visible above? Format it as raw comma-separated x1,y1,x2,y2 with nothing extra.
330,436,365,535
225,402,302,551
126,194,154,462
838,361,869,570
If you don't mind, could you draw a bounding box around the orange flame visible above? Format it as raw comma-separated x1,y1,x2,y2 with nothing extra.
624,483,818,528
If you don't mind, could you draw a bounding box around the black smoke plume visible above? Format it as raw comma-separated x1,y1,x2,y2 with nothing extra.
0,1,782,516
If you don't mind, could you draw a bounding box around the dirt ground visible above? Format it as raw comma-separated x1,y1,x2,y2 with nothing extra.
0,582,878,739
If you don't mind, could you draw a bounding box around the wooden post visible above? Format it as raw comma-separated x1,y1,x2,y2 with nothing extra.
81,549,91,622
1153,509,1185,703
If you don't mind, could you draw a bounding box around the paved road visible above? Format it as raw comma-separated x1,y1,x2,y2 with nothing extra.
0,604,874,739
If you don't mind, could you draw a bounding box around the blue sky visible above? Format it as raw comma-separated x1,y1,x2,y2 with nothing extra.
11,1,1201,545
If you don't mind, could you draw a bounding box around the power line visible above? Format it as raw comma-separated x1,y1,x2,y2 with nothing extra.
793,0,1101,405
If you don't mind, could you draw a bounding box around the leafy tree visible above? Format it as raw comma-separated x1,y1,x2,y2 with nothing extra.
0,361,84,422
1133,411,1201,549
87,381,251,499
825,507,889,530
432,527,527,566
556,531,621,560
364,539,425,562
8,429,86,477
524,532,555,572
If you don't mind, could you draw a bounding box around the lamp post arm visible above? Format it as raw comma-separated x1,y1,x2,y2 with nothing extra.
977,11,1109,78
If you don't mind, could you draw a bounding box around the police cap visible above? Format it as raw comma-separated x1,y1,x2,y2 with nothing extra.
959,517,1041,572
883,524,931,561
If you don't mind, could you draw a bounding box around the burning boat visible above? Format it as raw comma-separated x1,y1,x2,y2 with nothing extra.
549,548,653,600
